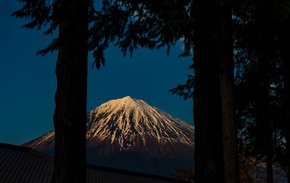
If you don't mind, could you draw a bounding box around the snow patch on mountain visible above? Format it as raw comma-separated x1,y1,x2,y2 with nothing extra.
86,96,194,153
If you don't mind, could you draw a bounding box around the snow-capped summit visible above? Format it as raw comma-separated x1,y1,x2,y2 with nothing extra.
24,96,195,177
86,96,194,151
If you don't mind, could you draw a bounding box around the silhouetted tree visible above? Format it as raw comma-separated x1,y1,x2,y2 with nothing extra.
172,1,290,182
12,0,94,182
235,55,284,183
233,1,290,182
193,1,239,182
279,10,290,182
52,0,88,182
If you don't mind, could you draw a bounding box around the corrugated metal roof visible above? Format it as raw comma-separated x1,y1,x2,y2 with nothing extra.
0,143,189,183
0,143,53,183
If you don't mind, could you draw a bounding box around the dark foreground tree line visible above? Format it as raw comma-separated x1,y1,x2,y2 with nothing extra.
13,0,290,183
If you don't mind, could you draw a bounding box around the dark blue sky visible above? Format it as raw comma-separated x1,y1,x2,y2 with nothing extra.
1,0,193,145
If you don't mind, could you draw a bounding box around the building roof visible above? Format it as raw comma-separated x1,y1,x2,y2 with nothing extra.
0,143,189,183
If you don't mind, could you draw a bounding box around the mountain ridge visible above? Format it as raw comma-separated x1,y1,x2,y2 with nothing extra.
24,96,195,177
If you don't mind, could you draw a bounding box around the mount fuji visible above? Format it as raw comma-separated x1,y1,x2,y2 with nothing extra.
24,96,195,177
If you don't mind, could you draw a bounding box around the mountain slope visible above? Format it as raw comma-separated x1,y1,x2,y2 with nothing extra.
24,96,195,177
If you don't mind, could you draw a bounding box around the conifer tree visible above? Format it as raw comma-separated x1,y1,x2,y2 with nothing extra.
234,1,290,182
13,0,90,182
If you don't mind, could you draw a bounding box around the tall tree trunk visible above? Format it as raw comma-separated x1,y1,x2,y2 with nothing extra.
266,153,273,183
193,1,239,182
52,0,88,182
193,1,224,182
283,41,290,183
285,59,290,183
281,18,290,183
218,4,240,183
258,63,273,183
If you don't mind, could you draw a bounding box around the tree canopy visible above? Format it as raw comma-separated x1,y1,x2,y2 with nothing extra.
13,0,290,182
